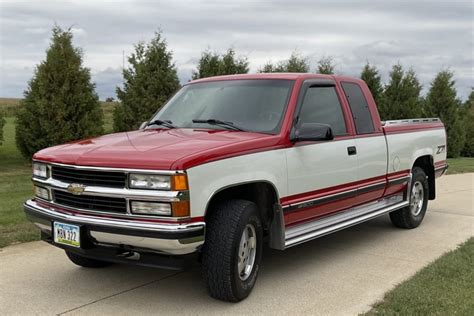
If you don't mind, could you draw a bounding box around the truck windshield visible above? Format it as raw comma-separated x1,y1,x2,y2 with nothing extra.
150,79,294,134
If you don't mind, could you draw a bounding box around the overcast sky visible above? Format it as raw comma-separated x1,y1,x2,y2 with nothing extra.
1,0,472,100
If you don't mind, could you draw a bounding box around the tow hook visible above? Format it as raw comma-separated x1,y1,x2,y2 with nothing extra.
117,251,140,260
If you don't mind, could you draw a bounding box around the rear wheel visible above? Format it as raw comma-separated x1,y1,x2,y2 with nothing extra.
201,199,263,302
65,251,112,268
390,166,429,229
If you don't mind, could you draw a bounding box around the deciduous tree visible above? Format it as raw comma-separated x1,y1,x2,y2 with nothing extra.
114,32,180,132
16,26,103,159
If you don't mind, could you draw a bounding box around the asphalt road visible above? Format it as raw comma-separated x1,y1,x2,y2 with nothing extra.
1,173,472,315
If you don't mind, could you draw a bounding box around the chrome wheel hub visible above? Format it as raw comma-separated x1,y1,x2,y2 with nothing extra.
410,181,424,216
238,224,257,281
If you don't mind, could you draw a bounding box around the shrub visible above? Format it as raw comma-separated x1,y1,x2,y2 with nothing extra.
15,26,103,159
113,31,180,132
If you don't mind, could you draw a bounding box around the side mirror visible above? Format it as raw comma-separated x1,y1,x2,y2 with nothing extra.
139,122,148,130
292,123,334,142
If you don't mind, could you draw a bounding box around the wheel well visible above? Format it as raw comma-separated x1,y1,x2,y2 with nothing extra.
205,182,279,234
413,155,435,200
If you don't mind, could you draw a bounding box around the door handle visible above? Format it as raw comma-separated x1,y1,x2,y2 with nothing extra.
347,146,357,155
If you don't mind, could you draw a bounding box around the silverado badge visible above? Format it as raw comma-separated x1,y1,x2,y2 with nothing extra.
67,183,86,195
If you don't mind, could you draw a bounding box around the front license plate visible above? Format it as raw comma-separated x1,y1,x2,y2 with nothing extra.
53,222,80,248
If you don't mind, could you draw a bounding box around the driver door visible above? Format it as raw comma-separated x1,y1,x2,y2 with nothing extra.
284,81,358,225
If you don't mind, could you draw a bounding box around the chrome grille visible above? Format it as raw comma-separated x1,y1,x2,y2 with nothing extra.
53,190,127,214
51,165,126,188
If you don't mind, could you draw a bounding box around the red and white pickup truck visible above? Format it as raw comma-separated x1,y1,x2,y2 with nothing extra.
25,73,447,301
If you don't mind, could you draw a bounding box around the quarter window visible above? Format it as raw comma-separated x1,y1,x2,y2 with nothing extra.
341,82,375,134
298,86,347,136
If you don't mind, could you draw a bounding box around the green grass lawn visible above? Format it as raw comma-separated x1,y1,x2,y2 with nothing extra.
0,117,39,248
447,157,474,174
365,237,474,315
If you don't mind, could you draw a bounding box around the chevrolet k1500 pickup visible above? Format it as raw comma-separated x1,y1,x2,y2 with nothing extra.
24,73,448,302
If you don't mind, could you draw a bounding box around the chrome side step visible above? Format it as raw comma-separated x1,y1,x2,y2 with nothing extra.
284,195,408,248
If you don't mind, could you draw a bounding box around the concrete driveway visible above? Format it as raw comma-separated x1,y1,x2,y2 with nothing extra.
1,173,472,315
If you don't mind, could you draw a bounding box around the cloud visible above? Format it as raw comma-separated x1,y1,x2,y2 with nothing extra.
0,0,472,100
91,67,122,99
70,27,86,37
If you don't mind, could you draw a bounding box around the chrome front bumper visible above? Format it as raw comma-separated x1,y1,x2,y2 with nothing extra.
24,199,205,255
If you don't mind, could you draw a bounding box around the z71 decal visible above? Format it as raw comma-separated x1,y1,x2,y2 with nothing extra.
436,145,446,154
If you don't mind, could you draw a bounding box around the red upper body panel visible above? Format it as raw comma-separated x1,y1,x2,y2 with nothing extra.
33,128,283,170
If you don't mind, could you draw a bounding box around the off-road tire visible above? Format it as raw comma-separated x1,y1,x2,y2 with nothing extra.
201,199,263,302
390,167,429,229
65,251,112,268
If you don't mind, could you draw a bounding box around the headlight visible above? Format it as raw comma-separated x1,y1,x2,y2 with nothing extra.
33,162,48,178
34,186,50,200
130,201,172,216
129,174,171,190
129,174,188,190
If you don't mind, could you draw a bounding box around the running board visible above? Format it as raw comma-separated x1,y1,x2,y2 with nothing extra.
284,195,408,248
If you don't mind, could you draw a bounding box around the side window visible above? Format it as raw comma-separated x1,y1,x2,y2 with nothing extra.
298,86,347,136
341,82,375,134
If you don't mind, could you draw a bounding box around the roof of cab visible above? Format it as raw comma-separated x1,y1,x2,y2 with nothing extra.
189,72,338,83
187,72,363,85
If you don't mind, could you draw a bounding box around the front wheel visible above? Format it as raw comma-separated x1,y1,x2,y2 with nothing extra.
390,166,429,229
201,199,263,302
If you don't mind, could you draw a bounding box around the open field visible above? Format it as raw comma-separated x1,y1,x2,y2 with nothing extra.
0,97,21,116
0,98,117,132
366,237,474,315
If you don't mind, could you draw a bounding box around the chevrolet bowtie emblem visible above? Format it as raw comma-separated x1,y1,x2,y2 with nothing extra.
67,183,86,195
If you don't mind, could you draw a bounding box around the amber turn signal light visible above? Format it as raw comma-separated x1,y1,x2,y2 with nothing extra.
172,201,190,217
171,174,188,191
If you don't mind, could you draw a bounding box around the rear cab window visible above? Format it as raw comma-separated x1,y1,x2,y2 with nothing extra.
341,82,375,134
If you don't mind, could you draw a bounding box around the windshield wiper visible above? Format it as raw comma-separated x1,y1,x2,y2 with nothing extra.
146,119,176,129
192,119,247,132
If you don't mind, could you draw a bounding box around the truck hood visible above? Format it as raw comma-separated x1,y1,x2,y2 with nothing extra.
33,128,282,170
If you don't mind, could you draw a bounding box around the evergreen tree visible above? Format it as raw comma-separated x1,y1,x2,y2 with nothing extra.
258,62,281,73
461,89,474,157
0,112,5,145
360,62,383,108
191,48,249,79
16,26,103,159
382,64,423,120
286,53,310,72
258,52,309,73
114,32,180,132
425,70,465,157
317,56,335,74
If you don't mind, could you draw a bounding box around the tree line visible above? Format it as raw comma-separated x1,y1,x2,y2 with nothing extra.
6,27,473,159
